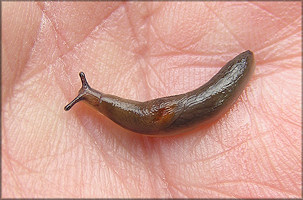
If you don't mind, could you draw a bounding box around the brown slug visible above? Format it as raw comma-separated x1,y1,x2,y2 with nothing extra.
64,50,255,136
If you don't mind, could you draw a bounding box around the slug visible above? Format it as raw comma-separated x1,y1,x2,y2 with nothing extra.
64,50,255,136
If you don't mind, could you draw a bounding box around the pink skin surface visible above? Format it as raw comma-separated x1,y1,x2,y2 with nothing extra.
2,2,301,198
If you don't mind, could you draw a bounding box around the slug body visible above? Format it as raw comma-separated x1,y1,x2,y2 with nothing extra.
64,50,255,136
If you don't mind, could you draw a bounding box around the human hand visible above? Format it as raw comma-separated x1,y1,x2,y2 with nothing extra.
2,2,301,198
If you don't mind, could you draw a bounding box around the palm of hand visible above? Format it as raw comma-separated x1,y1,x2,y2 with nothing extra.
2,2,301,198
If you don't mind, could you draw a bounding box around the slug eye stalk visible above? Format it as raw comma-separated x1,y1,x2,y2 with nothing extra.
64,72,91,111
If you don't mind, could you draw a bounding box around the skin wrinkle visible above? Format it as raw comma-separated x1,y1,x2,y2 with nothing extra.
281,136,301,163
37,3,125,87
2,2,41,103
160,150,195,198
259,79,299,129
77,4,122,49
78,149,84,197
17,17,65,84
79,117,148,197
36,5,72,52
248,2,288,25
10,96,59,123
151,49,241,57
36,9,80,75
61,117,120,195
260,27,301,60
262,16,298,61
86,149,117,196
203,3,245,50
145,61,167,96
141,67,157,98
124,4,142,44
6,157,37,175
269,104,301,130
239,93,254,133
137,61,153,100
270,125,298,157
149,22,184,53
261,53,301,66
170,185,191,198
268,146,299,193
16,153,74,197
160,12,207,51
105,130,135,159
39,176,77,198
140,138,160,196
22,143,80,164
263,33,300,58
280,114,301,128
176,182,236,198
207,179,298,196
143,60,167,97
84,140,130,196
254,68,289,80
138,27,167,97
176,129,275,168
157,141,174,197
254,17,300,54
3,154,24,197
259,136,284,188
11,99,55,157
172,4,207,51
187,132,206,154
248,140,265,191
269,11,300,48
249,2,301,30
123,4,172,101
109,142,145,170
38,2,123,50
147,156,162,196
256,87,278,118
144,3,164,21
277,129,300,161
101,29,137,57
254,136,280,183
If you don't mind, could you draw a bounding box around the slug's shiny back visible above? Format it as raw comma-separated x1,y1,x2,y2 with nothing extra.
64,50,255,136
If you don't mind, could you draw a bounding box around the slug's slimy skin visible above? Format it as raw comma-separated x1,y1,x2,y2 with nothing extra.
64,50,255,136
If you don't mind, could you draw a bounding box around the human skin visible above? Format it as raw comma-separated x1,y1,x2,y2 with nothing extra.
2,1,301,198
